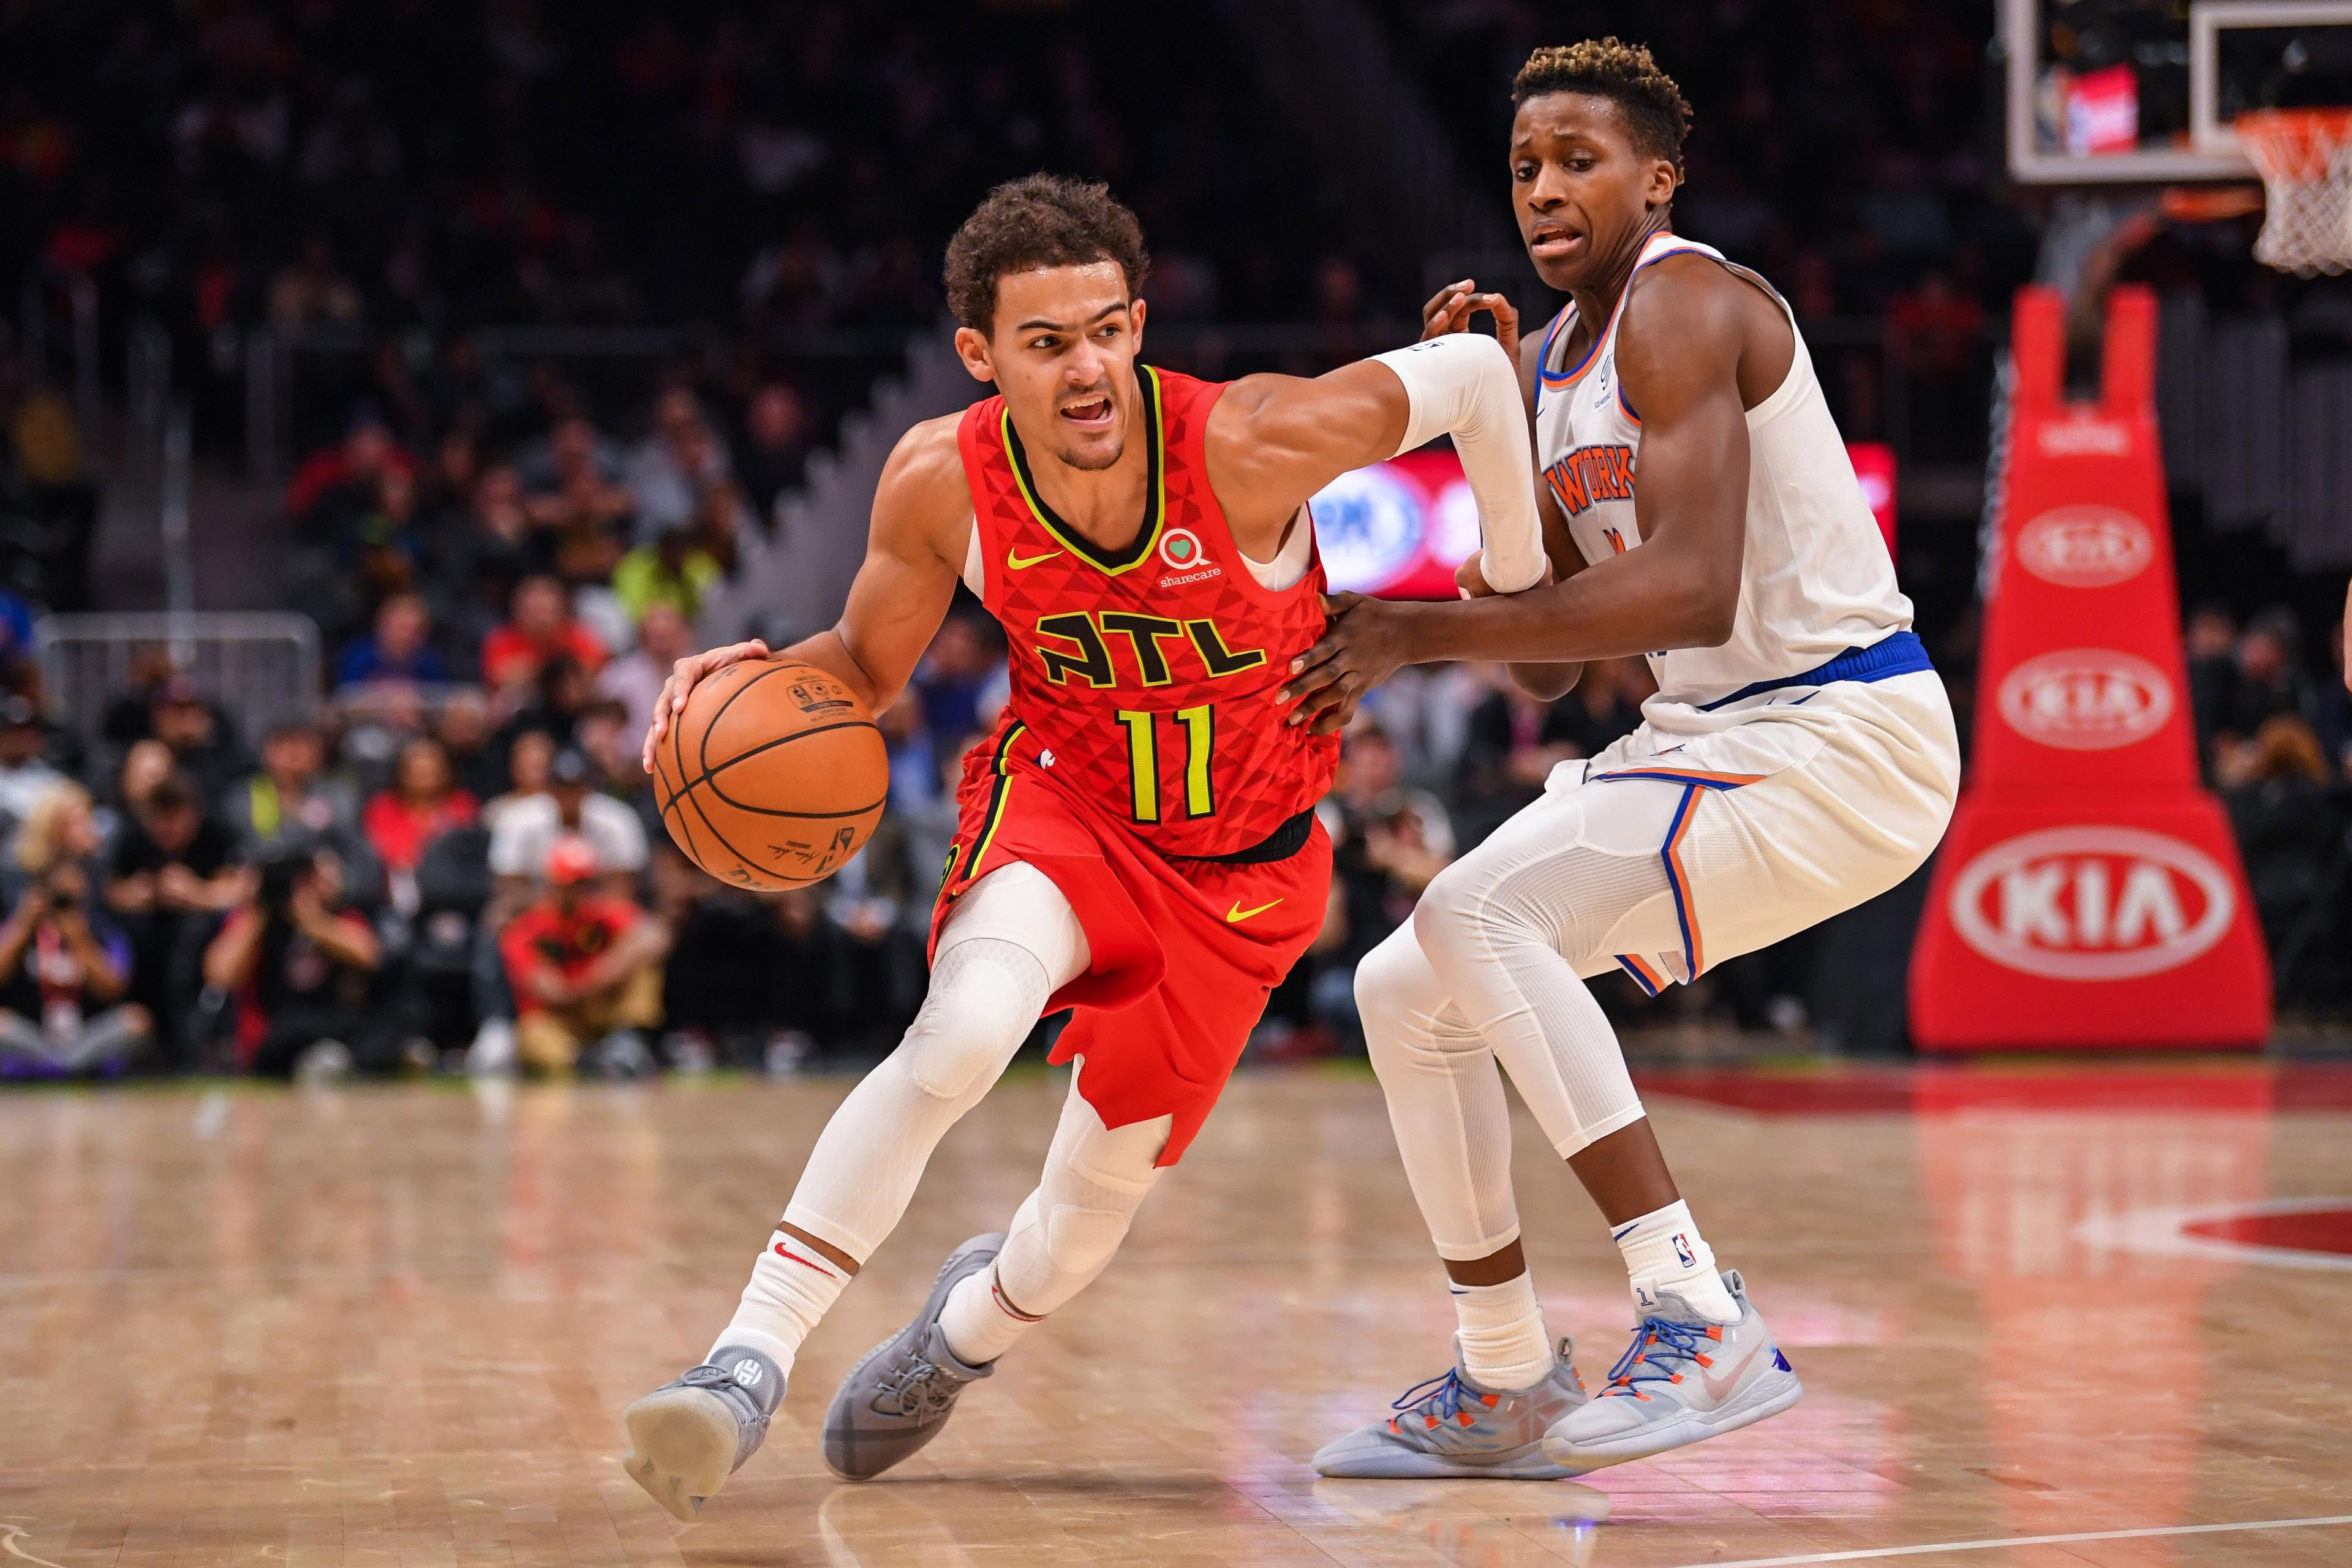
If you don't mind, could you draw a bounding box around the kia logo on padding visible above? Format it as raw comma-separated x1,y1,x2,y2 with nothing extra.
2035,416,2130,456
1949,826,2234,981
2016,506,2154,588
1996,649,2174,750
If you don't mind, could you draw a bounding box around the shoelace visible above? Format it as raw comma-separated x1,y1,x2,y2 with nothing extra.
1381,1365,1506,1436
873,1353,964,1419
1601,1317,1717,1400
1390,1368,1473,1423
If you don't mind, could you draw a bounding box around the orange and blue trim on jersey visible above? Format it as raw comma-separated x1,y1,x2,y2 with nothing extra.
1616,954,1667,997
1660,783,1708,978
1537,306,1589,388
1536,236,1714,391
1595,766,1763,791
1596,764,1764,985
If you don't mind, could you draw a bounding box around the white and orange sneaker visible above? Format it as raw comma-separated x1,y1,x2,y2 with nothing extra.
1313,1338,1589,1479
1542,1270,1800,1471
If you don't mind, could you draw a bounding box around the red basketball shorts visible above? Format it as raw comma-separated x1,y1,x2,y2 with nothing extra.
928,742,1331,1167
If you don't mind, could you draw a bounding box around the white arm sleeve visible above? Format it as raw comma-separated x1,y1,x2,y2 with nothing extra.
1370,334,1546,594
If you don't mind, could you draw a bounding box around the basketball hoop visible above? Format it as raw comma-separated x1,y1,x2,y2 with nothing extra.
2234,108,2352,276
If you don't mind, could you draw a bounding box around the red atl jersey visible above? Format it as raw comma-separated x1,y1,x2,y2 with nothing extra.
955,366,1338,860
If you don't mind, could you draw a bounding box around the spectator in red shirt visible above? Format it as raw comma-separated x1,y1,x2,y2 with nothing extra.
286,414,414,530
363,737,479,912
480,574,607,695
499,835,668,1075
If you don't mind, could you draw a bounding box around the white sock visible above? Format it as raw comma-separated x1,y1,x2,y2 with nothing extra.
938,1261,1044,1365
1452,1273,1555,1390
711,1229,853,1373
1613,1200,1740,1325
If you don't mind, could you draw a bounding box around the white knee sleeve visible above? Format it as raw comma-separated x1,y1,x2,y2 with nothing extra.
994,1075,1168,1317
900,938,1049,1101
1408,808,1654,1161
780,863,1088,1261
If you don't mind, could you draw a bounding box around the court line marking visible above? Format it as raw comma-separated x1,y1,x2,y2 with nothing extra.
1668,1512,2352,1567
0,1525,67,1568
2074,1196,2352,1272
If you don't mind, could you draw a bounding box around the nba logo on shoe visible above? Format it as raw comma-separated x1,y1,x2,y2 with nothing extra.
1672,1233,1696,1268
733,1361,764,1388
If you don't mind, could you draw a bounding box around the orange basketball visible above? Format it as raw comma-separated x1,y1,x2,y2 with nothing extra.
650,657,889,890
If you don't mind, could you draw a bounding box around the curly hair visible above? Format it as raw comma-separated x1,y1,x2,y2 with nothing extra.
1512,38,1693,174
943,174,1151,333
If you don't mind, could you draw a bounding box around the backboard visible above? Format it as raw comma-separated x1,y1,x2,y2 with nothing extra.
2002,0,2352,184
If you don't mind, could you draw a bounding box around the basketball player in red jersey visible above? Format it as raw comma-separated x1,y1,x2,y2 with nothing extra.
619,175,1551,1519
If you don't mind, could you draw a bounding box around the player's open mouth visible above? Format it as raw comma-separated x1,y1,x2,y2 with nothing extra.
1059,396,1114,427
1528,222,1581,258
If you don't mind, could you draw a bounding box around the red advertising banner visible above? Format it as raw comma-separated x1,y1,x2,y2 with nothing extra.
1316,445,1898,598
1908,285,2271,1050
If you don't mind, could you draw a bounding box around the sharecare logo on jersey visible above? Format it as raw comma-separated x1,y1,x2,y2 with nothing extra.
1948,825,2234,981
1158,528,1208,572
1996,649,2174,750
2035,415,2131,457
2016,506,2154,588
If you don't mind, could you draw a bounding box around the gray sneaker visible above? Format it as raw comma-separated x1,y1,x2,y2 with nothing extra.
621,1344,785,1521
1313,1338,1589,1479
1542,1269,1801,1471
822,1233,1001,1480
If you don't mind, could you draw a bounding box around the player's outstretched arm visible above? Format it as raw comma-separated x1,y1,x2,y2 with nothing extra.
1281,262,1749,734
1206,333,1547,595
640,417,968,771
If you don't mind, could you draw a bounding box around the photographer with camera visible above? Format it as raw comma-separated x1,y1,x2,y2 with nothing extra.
498,835,667,1076
0,783,149,1074
202,837,385,1078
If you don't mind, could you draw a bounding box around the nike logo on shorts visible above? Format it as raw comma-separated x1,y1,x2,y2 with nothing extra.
1007,547,1065,570
1226,897,1283,924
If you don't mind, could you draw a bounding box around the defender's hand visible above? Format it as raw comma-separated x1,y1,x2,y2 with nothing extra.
1419,277,1522,366
1455,549,1498,600
1455,548,1554,600
1280,592,1415,737
643,639,770,771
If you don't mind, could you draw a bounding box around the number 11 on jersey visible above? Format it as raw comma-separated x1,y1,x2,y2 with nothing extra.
1116,706,1215,824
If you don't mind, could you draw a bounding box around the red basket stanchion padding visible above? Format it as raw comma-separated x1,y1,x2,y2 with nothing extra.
1908,285,2272,1050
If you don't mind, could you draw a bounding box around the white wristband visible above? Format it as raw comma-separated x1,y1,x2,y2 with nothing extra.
1371,334,1545,594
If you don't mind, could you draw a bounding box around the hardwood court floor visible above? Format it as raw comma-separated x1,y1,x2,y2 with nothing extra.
2,1060,2349,1567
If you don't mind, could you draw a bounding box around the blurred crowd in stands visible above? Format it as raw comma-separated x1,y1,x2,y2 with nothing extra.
4,526,2351,1080
1,0,1332,469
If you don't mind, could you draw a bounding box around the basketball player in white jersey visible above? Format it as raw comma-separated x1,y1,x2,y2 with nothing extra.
1289,39,1960,1477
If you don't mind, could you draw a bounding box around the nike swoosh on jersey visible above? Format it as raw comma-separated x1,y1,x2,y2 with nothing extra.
1698,1344,1763,1401
1226,898,1283,923
1007,547,1065,570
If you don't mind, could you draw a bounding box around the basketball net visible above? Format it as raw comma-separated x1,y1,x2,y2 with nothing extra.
2235,108,2352,276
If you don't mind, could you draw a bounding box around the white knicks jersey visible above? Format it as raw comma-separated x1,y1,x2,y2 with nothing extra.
1534,232,1913,731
